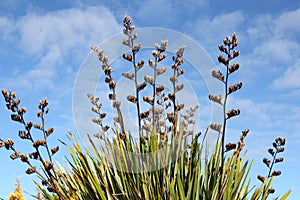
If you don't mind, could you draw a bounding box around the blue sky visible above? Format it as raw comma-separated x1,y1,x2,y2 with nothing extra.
0,0,299,198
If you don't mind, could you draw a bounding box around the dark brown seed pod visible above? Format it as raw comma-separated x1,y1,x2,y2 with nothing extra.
102,125,110,132
263,158,270,167
225,143,237,151
20,154,28,162
123,53,132,62
156,85,165,93
268,188,275,194
137,82,147,92
32,139,46,148
257,174,265,183
10,152,20,160
51,146,59,155
45,161,54,170
143,96,154,105
271,170,281,176
26,166,36,174
45,128,54,137
29,152,39,159
140,111,150,119
229,63,240,73
275,157,284,163
226,109,240,119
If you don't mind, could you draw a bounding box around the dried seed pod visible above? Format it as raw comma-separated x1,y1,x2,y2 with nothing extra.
102,125,110,132
17,107,27,115
4,138,14,150
233,50,240,58
45,127,54,137
105,77,113,83
229,63,240,73
169,76,178,83
10,152,20,160
228,82,242,94
263,158,270,167
212,71,224,82
209,94,223,105
108,93,116,100
143,96,154,105
137,82,147,92
217,55,229,65
144,75,154,85
47,186,54,193
152,50,159,57
210,123,222,132
148,59,156,67
226,108,240,119
26,121,33,130
26,166,36,174
156,67,166,75
109,80,116,90
176,45,186,57
135,60,144,70
242,129,249,137
225,143,237,151
275,157,284,163
34,123,42,129
278,147,285,152
127,95,137,104
158,54,167,62
19,130,28,139
42,179,48,186
223,36,230,46
140,111,150,119
113,116,120,123
51,146,59,155
132,43,141,52
32,139,46,148
122,72,135,80
177,69,184,76
123,53,132,62
257,174,265,183
268,188,275,194
29,152,39,159
268,148,274,156
156,85,165,93
122,39,130,46
275,136,286,146
20,154,28,162
175,104,184,112
45,161,54,170
271,170,281,176
11,114,22,123
168,93,176,102
218,44,227,53
113,100,121,108
167,113,174,123
91,45,104,56
175,84,184,92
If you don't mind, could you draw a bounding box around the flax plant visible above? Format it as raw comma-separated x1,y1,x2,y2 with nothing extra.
0,15,291,200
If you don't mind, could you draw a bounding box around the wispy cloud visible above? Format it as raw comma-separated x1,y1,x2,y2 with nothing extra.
272,59,300,90
0,6,121,95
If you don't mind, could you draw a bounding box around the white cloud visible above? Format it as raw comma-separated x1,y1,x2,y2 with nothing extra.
272,59,300,90
186,10,245,49
1,6,121,94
